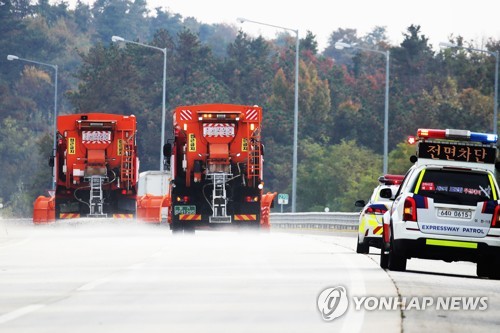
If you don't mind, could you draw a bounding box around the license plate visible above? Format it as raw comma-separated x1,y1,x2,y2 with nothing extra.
437,209,472,219
174,205,196,215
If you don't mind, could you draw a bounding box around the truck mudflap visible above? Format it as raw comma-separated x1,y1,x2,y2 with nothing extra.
136,194,171,223
33,195,56,224
260,192,277,230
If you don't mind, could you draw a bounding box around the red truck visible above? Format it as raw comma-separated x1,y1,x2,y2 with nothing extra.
33,113,139,223
160,103,275,232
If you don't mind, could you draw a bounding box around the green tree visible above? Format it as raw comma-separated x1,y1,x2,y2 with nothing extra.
297,140,382,211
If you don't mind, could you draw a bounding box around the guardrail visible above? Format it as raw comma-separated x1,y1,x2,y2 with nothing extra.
270,212,359,231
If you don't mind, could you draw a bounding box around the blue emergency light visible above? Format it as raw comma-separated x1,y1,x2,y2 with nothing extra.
470,132,498,144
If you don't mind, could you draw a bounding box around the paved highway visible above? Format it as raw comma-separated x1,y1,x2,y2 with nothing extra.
0,218,498,332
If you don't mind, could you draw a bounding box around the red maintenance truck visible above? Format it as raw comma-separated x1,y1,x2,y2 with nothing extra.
160,103,275,232
33,113,139,223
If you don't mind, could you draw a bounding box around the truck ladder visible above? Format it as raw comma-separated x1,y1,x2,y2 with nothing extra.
247,127,261,186
120,132,135,189
209,173,231,223
88,175,107,217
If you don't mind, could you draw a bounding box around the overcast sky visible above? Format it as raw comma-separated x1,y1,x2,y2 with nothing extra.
68,0,500,52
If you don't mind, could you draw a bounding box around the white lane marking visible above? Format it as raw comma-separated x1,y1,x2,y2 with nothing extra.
338,252,366,333
76,262,147,292
76,278,110,291
0,304,45,324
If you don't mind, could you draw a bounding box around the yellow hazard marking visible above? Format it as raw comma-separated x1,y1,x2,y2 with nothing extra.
117,139,123,156
180,214,201,221
242,138,248,152
234,214,257,221
59,213,80,219
426,239,478,249
188,134,196,152
414,169,426,194
68,138,76,155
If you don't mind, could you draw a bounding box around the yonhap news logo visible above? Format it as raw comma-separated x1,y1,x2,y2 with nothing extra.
317,285,488,322
317,286,349,321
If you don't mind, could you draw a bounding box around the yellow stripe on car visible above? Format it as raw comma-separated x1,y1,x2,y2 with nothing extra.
414,169,426,194
426,239,478,249
488,174,498,200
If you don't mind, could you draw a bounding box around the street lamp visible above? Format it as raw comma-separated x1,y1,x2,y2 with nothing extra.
112,35,167,171
7,54,58,191
238,17,300,212
439,42,499,135
335,42,390,175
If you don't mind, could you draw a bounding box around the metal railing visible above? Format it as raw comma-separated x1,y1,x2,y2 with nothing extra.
270,212,359,231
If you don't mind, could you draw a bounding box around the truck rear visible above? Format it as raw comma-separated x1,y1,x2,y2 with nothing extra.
164,104,265,232
33,113,139,222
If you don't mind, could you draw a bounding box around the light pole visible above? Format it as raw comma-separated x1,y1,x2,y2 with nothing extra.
335,42,390,175
7,54,58,191
439,42,499,135
112,35,167,171
237,17,299,212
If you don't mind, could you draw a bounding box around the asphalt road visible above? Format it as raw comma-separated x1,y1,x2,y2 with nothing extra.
0,218,498,332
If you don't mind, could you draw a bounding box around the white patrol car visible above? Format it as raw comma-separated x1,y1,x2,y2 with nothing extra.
355,174,404,253
380,129,500,279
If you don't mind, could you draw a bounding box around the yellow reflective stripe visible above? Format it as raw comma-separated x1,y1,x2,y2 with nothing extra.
367,215,379,227
414,169,426,194
426,239,477,249
359,217,366,233
488,174,498,200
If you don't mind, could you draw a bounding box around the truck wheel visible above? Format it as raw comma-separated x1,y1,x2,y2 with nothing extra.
171,220,184,234
356,235,369,254
387,236,406,271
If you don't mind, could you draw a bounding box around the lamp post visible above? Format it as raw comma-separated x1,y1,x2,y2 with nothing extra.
439,42,499,135
335,42,390,175
7,54,58,191
112,35,167,171
238,17,299,212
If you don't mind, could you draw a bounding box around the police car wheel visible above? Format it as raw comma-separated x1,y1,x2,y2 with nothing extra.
356,235,369,254
387,236,407,271
477,257,500,279
380,248,389,269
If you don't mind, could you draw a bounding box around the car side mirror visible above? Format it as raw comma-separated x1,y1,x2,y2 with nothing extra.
355,200,365,207
48,156,54,168
163,143,172,158
380,188,393,199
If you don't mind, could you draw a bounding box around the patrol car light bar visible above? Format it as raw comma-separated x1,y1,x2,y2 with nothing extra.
378,174,404,185
417,129,497,144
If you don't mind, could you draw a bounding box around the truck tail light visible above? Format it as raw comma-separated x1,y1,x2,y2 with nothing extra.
176,196,190,204
403,197,417,221
491,205,500,228
245,196,259,203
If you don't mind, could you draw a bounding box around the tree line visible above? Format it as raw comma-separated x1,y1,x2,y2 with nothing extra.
1,0,499,215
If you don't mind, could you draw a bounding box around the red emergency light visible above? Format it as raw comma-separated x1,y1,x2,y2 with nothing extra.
378,174,404,185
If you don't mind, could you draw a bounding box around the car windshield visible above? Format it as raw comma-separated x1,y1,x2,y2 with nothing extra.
413,169,495,205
